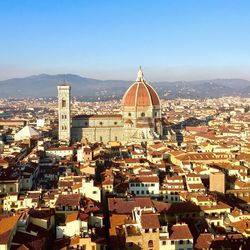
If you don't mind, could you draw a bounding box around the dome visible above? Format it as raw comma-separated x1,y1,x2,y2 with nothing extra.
122,67,160,107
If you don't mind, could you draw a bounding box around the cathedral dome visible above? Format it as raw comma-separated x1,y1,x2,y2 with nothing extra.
122,67,160,107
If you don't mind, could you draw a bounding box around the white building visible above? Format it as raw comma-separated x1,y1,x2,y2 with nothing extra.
128,175,159,196
56,212,88,239
46,146,74,159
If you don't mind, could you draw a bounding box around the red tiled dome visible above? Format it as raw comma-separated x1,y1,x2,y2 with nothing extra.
122,68,160,107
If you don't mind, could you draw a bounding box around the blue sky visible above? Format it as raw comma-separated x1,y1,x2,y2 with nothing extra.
1,0,250,81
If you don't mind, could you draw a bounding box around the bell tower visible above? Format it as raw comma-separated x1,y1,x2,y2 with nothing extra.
57,84,71,142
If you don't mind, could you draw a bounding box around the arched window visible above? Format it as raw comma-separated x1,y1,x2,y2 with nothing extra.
62,99,66,108
128,112,131,116
141,112,145,117
148,240,153,248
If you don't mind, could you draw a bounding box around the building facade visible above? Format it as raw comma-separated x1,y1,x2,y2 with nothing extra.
58,68,164,143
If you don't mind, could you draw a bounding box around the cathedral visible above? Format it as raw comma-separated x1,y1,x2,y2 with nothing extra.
58,68,164,143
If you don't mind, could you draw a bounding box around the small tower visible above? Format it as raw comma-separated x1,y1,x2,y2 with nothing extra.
57,84,71,142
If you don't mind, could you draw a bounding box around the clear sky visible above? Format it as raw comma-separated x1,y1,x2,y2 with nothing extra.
1,0,250,81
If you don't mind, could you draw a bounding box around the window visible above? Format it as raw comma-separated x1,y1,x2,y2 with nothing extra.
99,122,103,125
186,240,190,244
85,122,88,126
62,99,66,107
136,183,140,187
148,240,153,248
179,240,184,245
130,183,135,187
151,183,155,186
141,190,144,195
141,112,145,117
115,136,117,141
171,241,175,245
136,191,139,194
147,190,149,194
93,191,97,194
162,241,166,245
100,136,102,142
128,113,131,116
114,122,117,125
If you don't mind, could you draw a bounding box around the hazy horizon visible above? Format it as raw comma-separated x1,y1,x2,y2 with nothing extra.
2,67,250,83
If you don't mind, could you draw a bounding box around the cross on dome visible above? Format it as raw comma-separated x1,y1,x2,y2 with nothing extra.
136,66,144,82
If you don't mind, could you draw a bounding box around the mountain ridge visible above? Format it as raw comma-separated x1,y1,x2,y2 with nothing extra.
0,74,250,99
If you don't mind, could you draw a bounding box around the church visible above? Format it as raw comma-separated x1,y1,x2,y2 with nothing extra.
58,68,164,143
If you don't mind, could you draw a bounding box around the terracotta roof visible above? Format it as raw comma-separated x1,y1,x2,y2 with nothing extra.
108,197,153,214
29,208,55,219
152,200,202,214
47,146,74,151
169,223,193,240
65,212,78,223
12,231,46,250
140,213,160,229
56,194,81,207
122,80,160,107
129,176,159,183
187,183,205,190
0,214,21,244
195,233,213,249
228,219,250,234
102,177,113,185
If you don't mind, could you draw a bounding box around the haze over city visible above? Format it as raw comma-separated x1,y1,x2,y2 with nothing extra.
1,0,250,81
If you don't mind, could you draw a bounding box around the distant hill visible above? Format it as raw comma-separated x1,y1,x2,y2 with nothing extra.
0,74,250,99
